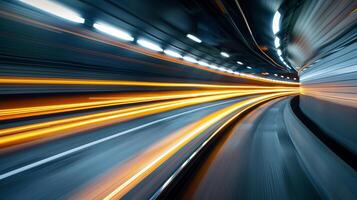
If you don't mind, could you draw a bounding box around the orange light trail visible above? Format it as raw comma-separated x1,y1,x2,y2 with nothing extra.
0,89,297,148
0,89,294,120
0,77,299,87
73,92,295,200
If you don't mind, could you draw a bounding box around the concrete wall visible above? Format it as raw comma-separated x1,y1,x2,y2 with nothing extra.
300,41,357,155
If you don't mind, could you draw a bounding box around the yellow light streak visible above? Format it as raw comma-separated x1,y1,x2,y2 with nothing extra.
0,89,296,148
0,89,292,120
73,92,295,200
0,77,300,87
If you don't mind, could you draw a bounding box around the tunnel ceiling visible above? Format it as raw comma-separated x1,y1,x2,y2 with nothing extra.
72,0,299,79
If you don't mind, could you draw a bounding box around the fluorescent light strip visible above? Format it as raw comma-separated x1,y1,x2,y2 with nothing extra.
220,52,230,58
163,49,182,58
209,64,218,69
137,39,163,52
272,11,281,34
246,66,252,69
93,22,134,41
186,34,202,43
279,56,284,62
20,0,85,23
237,61,243,65
274,37,280,48
277,49,282,56
183,56,197,63
218,67,227,72
198,61,209,67
227,69,234,74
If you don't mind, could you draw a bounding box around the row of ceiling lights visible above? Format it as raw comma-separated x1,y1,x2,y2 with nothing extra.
19,0,297,83
272,11,292,70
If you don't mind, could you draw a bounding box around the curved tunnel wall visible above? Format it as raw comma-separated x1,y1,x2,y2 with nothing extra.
300,42,357,155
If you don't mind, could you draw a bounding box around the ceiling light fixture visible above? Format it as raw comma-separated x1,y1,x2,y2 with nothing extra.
183,56,197,63
218,67,227,72
198,61,209,67
220,52,230,58
19,0,85,23
208,64,218,69
137,39,163,52
274,37,280,48
163,49,182,58
272,11,281,34
186,34,202,43
93,22,134,41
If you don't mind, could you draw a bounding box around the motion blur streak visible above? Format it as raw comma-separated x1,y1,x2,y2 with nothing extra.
0,89,296,148
0,77,298,88
73,92,294,200
0,89,292,120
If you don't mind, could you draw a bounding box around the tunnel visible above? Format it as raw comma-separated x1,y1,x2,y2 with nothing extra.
0,0,356,199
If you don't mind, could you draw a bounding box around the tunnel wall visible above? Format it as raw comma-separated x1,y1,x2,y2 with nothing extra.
299,42,357,155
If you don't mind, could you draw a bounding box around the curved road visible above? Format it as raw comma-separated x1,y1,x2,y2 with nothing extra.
164,97,357,200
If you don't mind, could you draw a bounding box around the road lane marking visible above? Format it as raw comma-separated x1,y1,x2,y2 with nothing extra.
0,98,240,181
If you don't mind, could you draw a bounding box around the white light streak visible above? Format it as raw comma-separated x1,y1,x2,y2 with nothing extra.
163,49,182,58
274,37,280,48
272,11,281,34
186,34,202,43
183,56,197,63
137,39,163,52
20,0,85,23
93,22,134,41
220,52,230,58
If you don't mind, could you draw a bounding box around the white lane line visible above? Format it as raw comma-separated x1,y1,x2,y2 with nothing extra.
0,98,239,181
